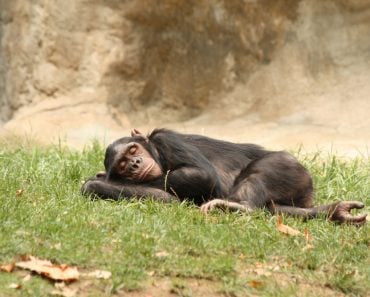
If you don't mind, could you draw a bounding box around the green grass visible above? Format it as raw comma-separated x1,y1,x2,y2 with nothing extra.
0,141,369,296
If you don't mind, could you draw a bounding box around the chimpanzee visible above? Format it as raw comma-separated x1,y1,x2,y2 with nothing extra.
81,128,367,225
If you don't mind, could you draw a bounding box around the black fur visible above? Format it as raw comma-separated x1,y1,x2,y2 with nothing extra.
83,129,310,206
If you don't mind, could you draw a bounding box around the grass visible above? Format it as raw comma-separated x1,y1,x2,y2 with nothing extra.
0,140,369,296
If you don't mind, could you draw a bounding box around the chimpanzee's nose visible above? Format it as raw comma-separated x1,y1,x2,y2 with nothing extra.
130,157,141,169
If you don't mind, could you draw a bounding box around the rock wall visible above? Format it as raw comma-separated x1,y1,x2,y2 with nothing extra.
0,0,302,124
0,0,130,124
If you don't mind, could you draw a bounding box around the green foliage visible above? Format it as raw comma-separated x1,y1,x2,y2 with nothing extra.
0,143,369,296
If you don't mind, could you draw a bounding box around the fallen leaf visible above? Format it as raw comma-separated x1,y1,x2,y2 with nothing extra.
51,287,78,297
1,262,15,272
53,243,62,250
19,254,30,261
15,230,29,236
254,268,272,276
302,244,315,251
155,251,169,258
16,189,25,197
86,270,112,279
246,263,279,277
276,215,301,236
272,265,280,272
254,262,263,268
238,253,246,259
53,281,79,296
141,233,151,239
9,283,22,289
304,228,313,242
248,280,263,288
22,274,32,282
16,256,79,282
55,282,66,289
147,270,155,276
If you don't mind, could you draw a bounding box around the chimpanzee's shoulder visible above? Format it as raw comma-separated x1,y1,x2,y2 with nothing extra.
148,128,188,141
149,128,175,136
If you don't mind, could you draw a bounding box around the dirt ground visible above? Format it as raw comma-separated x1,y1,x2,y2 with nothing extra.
1,100,369,158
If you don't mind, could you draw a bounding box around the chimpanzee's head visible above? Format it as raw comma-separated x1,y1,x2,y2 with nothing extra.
104,129,162,182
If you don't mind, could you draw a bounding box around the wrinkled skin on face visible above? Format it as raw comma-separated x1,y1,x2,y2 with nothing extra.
112,142,162,182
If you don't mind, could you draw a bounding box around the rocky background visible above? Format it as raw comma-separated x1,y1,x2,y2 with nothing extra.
0,0,369,155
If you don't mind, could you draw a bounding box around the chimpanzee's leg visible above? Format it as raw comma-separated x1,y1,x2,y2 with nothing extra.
201,152,367,225
268,201,366,225
200,174,265,213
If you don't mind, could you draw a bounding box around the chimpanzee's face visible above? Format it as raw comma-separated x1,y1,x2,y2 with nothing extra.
107,141,162,181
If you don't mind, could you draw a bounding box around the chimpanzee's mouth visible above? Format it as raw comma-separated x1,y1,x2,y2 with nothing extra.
138,161,155,181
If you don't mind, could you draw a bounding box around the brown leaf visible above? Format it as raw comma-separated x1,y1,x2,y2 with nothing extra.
254,262,263,268
16,189,25,197
304,227,313,242
302,244,315,251
51,287,78,297
22,274,32,282
86,270,112,279
248,280,263,288
238,253,246,259
276,215,301,236
9,283,22,289
254,268,272,276
16,256,79,282
50,282,78,297
1,262,15,272
246,262,279,277
246,268,263,276
155,251,169,258
19,254,30,261
53,243,62,250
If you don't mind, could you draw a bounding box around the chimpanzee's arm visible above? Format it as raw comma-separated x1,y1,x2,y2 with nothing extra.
149,130,222,203
82,166,218,204
81,177,178,202
156,167,220,204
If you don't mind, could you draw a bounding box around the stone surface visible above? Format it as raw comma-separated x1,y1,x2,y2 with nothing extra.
0,0,369,154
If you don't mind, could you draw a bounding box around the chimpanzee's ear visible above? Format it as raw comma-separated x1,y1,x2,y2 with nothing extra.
131,129,143,137
131,129,148,142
